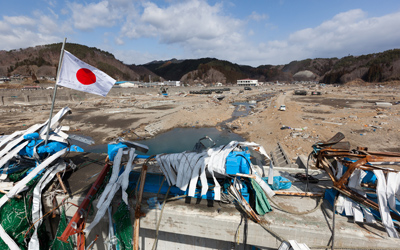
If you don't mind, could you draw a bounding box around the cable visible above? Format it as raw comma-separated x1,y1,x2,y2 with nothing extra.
331,193,339,250
266,191,325,215
151,185,171,250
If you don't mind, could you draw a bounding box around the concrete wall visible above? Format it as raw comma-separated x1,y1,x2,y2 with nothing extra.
0,88,158,105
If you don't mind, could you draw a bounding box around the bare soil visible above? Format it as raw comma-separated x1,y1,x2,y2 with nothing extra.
1,85,399,161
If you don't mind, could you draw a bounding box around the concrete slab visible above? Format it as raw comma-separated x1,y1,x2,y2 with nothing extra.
43,153,400,250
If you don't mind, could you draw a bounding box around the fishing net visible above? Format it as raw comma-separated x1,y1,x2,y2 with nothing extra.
0,194,32,249
113,202,133,250
8,168,31,182
50,207,74,250
0,172,49,250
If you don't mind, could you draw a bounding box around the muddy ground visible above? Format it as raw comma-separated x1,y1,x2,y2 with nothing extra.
1,85,399,162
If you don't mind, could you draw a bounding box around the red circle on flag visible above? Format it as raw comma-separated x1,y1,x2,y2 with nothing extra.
76,68,96,85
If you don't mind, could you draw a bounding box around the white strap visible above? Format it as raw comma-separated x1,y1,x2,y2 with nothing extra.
386,172,400,214
0,130,25,149
86,148,136,235
0,124,42,158
374,170,399,238
178,153,199,191
121,149,136,206
28,161,67,250
0,141,29,169
96,148,123,209
187,153,207,197
0,148,66,250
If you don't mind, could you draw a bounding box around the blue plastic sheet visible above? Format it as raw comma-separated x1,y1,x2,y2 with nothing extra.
262,176,292,190
23,132,39,140
69,145,84,152
108,143,128,161
19,140,68,158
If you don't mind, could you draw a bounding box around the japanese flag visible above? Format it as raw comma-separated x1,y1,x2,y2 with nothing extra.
56,50,116,97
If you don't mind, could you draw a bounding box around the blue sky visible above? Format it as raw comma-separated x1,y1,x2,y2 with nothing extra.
1,0,400,66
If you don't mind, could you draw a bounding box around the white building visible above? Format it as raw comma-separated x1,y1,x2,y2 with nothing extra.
163,80,181,87
237,79,258,86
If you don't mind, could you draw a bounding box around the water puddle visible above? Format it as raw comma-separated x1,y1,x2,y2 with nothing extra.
72,92,275,156
72,127,244,156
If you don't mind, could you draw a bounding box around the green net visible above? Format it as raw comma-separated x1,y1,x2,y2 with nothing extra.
50,207,74,250
0,162,66,250
250,178,272,215
0,171,48,250
8,168,31,182
0,194,32,250
113,202,133,250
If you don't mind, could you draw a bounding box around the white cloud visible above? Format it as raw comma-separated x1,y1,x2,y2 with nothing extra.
68,1,122,30
121,1,243,42
119,0,246,62
0,21,10,33
0,13,61,51
280,9,400,61
3,16,36,26
37,15,59,34
232,9,400,65
0,25,60,51
249,11,268,21
115,37,124,45
1,1,400,68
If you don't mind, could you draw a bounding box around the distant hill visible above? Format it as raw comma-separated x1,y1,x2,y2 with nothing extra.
1,42,399,86
0,43,141,83
140,49,400,85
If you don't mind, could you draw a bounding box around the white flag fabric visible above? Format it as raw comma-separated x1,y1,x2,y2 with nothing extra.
56,50,116,97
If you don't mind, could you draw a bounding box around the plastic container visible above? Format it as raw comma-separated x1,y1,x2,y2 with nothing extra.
225,151,251,175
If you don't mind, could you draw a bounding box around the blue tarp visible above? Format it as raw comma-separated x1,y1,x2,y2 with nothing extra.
262,176,292,190
107,143,128,161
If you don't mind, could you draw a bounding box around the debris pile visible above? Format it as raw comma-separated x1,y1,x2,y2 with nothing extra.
311,132,400,238
0,107,85,249
1,105,399,249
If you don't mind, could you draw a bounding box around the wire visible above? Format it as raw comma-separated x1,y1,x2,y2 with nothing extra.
267,191,325,215
151,185,171,250
23,199,75,238
331,193,339,250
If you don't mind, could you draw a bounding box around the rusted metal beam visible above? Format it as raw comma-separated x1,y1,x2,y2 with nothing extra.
314,142,400,225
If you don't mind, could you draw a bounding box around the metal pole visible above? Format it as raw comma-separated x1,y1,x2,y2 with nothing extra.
44,37,67,146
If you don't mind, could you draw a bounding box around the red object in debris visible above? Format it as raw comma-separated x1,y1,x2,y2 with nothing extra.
58,162,111,243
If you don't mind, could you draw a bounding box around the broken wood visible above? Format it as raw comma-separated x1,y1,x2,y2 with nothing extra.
133,156,154,250
0,189,21,199
274,191,324,197
56,172,68,194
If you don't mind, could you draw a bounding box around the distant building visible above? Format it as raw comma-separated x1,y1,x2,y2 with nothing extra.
115,81,140,88
0,77,10,83
163,80,180,87
237,79,258,86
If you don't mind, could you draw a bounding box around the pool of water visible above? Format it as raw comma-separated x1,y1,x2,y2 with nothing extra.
72,93,275,156
75,127,245,156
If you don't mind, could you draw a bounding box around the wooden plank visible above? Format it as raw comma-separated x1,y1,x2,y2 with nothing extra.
274,191,323,197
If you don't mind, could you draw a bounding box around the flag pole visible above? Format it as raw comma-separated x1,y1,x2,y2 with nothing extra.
44,37,67,146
